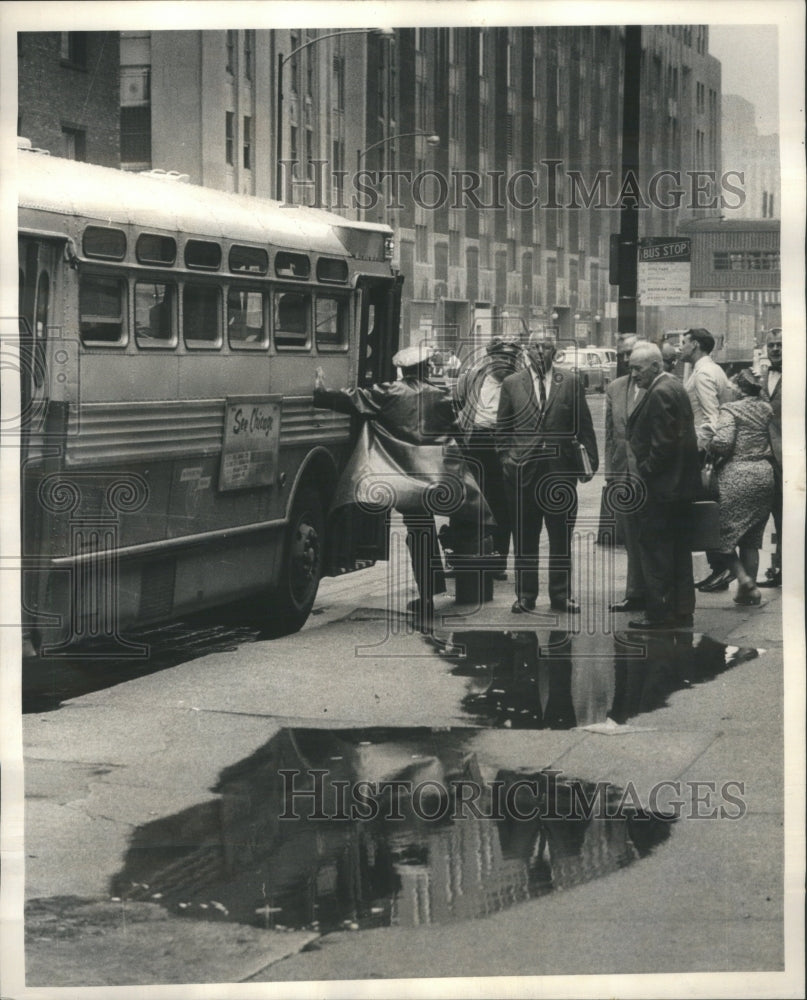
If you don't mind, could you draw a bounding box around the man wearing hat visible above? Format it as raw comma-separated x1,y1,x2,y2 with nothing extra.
313,343,492,631
495,333,598,614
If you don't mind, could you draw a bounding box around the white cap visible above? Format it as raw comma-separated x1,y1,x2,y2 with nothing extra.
392,343,436,368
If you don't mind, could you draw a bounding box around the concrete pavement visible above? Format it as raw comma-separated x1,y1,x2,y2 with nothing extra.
17,514,803,995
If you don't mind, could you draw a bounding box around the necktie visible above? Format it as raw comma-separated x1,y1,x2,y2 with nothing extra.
536,370,547,416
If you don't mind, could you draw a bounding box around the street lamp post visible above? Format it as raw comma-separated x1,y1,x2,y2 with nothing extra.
355,132,439,219
275,28,393,201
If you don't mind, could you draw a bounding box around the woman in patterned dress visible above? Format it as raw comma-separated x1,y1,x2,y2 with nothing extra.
707,369,775,606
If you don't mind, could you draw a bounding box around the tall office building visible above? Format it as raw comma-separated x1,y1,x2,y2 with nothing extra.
20,25,725,349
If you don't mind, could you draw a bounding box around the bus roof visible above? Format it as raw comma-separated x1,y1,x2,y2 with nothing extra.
17,148,392,258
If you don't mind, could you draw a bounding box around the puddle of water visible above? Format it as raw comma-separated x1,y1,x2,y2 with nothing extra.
440,630,761,729
111,727,672,933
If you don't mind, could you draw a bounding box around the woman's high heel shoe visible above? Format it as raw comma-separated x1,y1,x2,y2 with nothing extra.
733,583,762,606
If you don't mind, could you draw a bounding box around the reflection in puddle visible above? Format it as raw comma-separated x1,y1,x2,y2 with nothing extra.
112,728,672,933
442,631,761,729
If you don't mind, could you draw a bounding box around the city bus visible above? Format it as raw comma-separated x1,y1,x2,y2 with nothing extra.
15,142,401,654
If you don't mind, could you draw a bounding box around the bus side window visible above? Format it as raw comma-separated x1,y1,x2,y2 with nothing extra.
315,296,348,351
183,284,221,348
135,281,176,347
79,274,127,345
274,291,311,350
228,288,267,348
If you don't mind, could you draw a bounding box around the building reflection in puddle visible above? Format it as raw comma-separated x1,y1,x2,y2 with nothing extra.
443,630,761,729
112,727,672,933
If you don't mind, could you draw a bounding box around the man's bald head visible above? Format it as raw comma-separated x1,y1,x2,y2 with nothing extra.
629,343,663,389
661,341,679,372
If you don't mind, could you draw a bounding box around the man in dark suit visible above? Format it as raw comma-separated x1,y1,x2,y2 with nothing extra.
496,334,598,614
626,343,701,629
759,327,782,587
605,335,647,613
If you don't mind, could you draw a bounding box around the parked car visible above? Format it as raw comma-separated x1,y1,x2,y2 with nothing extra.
553,346,617,391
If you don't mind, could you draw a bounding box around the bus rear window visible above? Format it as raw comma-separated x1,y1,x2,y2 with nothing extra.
229,245,269,274
183,285,221,348
275,251,310,280
83,226,126,261
135,281,176,347
274,291,310,350
228,288,267,348
137,233,177,266
315,296,348,351
185,240,222,270
79,275,127,345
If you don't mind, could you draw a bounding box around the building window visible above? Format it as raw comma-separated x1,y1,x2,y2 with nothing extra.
449,229,460,266
332,55,344,110
305,128,313,180
244,29,253,80
415,225,429,262
290,125,298,177
225,30,235,74
416,79,427,129
225,111,234,166
713,251,780,272
60,32,88,69
121,106,151,165
290,34,299,93
243,116,252,169
62,126,86,161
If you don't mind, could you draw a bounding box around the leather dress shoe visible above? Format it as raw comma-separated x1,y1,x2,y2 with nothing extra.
696,569,735,593
609,598,645,613
758,572,781,588
511,598,536,614
551,599,581,614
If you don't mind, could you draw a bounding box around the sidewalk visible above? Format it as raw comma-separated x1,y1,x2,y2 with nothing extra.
19,534,798,994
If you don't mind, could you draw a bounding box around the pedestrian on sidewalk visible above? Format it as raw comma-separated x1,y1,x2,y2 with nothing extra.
313,345,493,632
625,343,701,629
455,338,522,578
759,327,782,588
496,333,598,615
707,369,775,606
680,328,739,593
605,334,648,615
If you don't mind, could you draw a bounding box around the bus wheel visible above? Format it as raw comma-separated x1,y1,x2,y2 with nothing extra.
264,487,324,637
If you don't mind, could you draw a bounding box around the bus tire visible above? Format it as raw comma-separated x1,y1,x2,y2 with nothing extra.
263,487,324,637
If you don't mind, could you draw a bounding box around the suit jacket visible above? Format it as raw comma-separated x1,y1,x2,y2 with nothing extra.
605,375,645,477
495,366,598,481
761,368,782,468
627,372,700,503
684,355,735,450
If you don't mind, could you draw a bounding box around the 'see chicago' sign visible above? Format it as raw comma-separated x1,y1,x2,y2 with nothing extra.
231,405,274,438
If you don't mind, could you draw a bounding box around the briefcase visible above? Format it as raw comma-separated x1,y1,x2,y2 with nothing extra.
688,500,720,552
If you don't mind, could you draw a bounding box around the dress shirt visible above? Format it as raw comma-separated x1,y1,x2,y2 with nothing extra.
473,373,502,428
